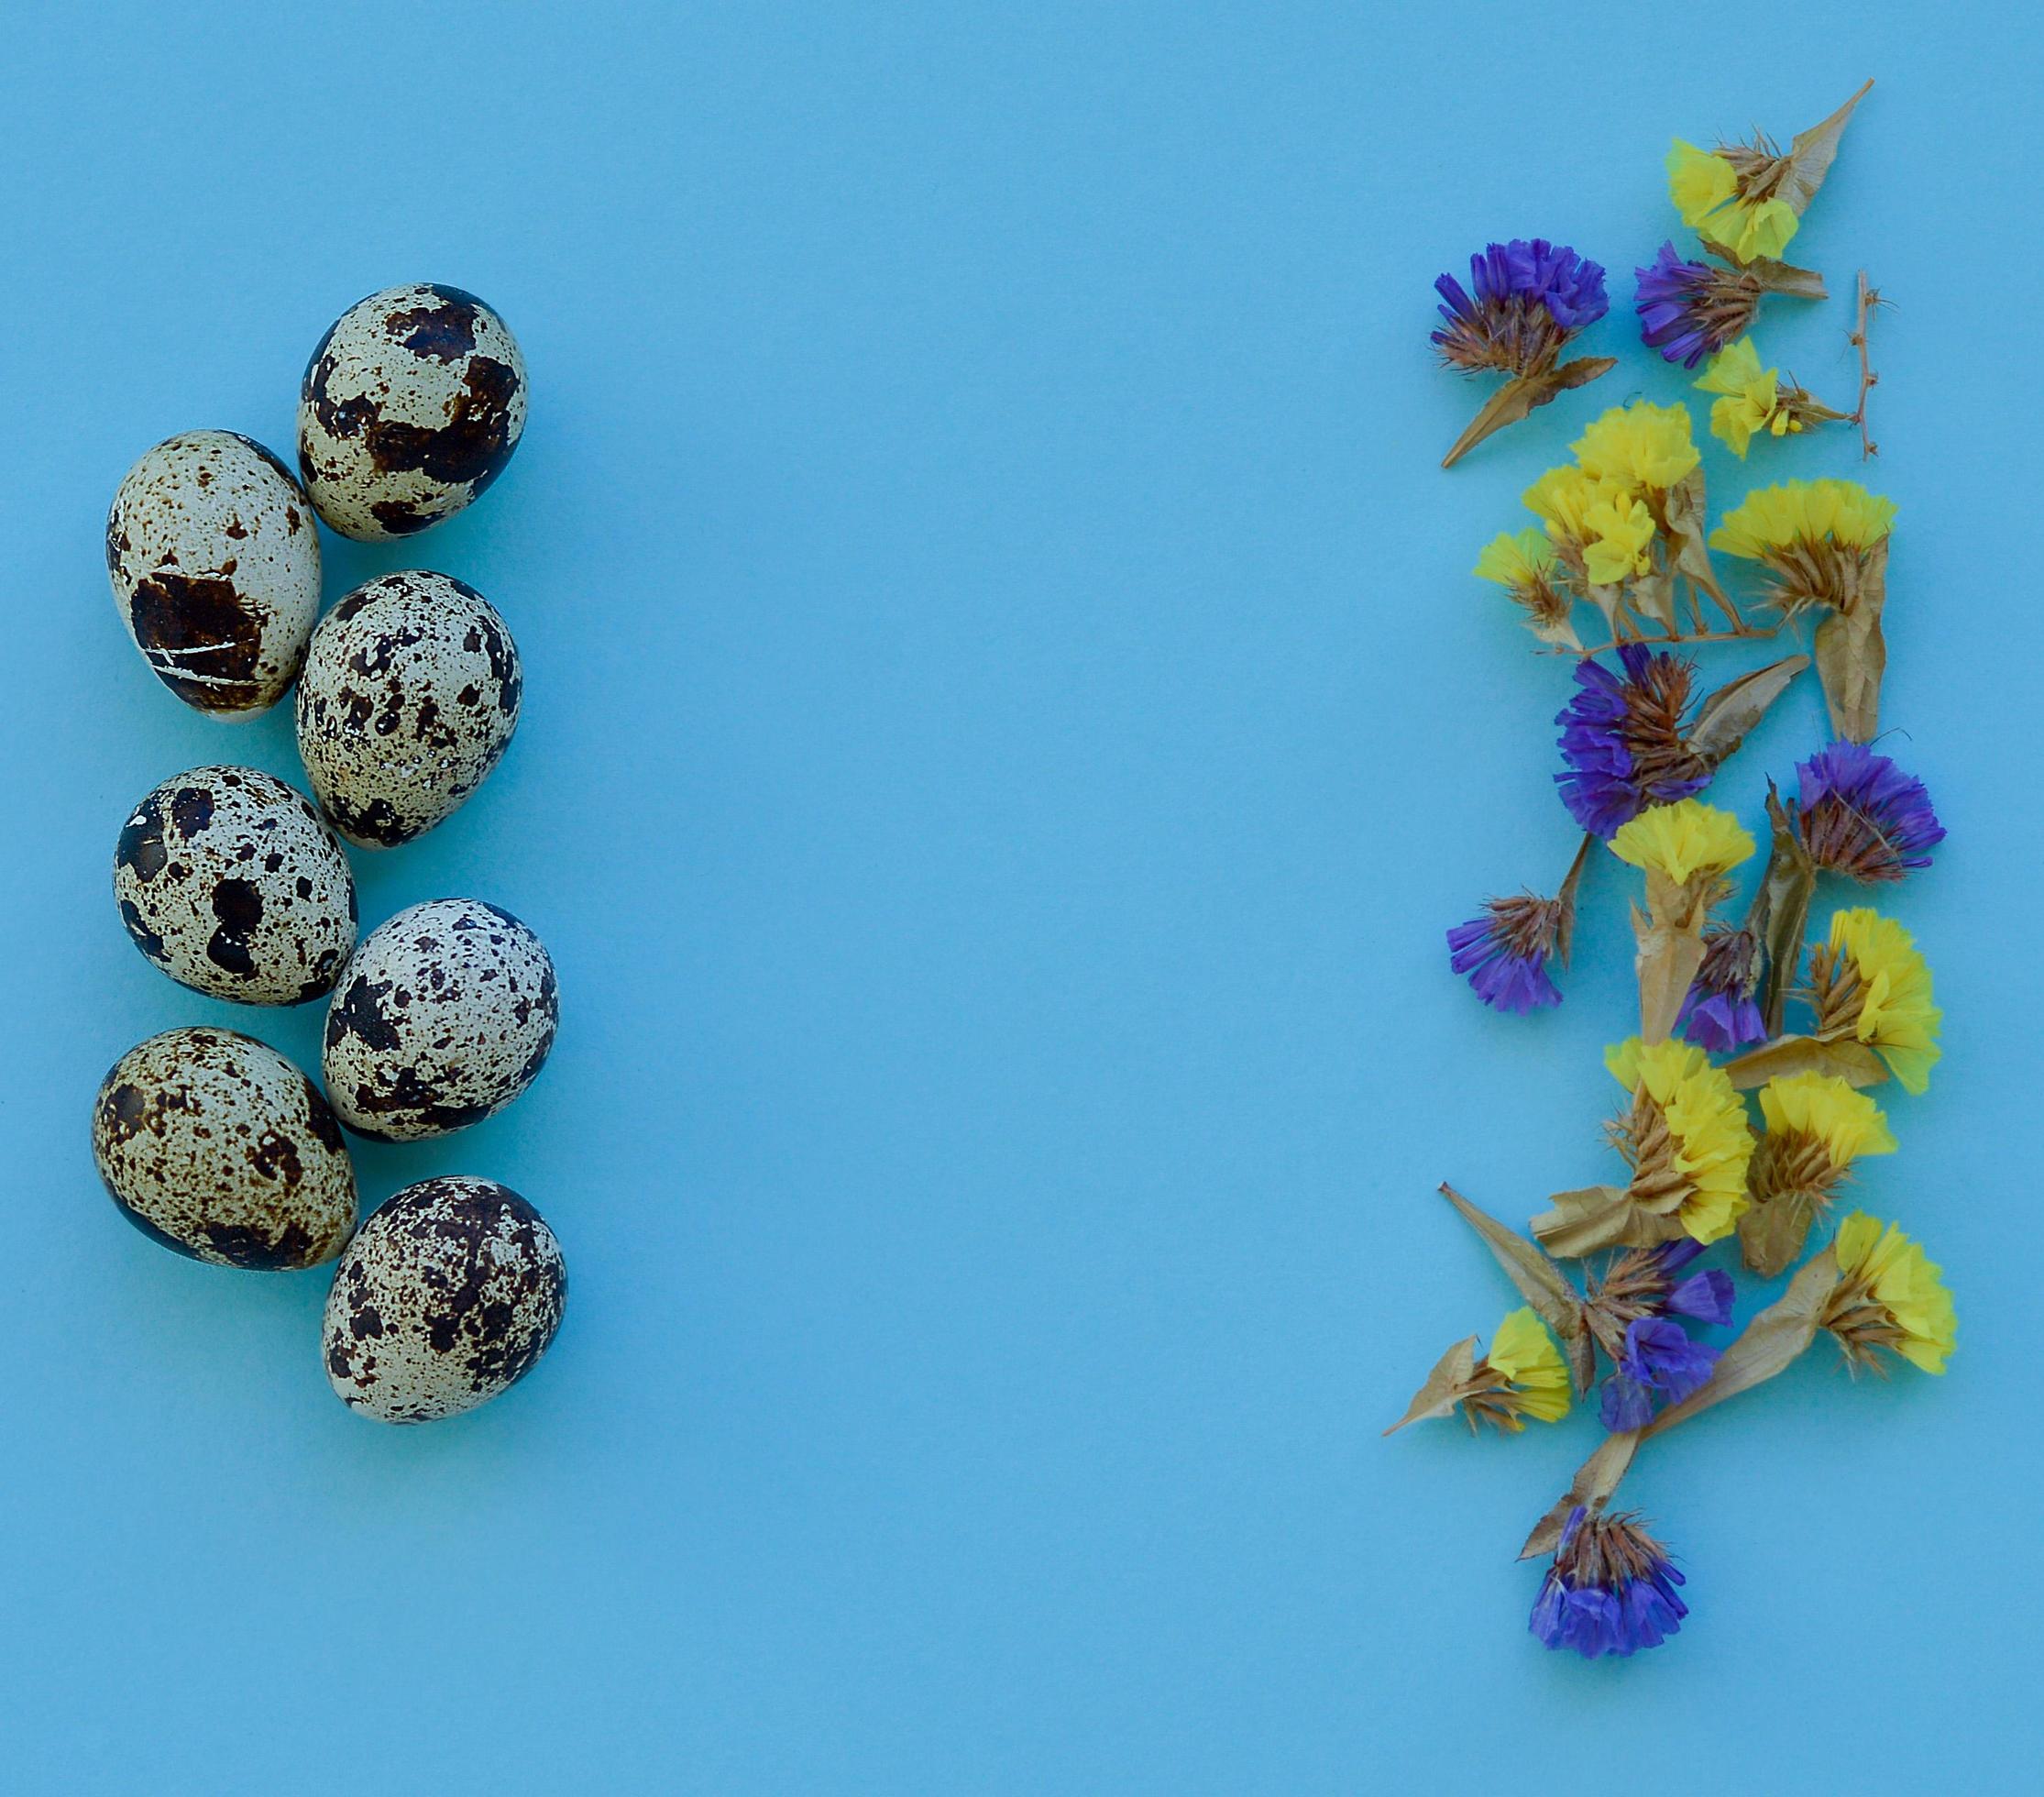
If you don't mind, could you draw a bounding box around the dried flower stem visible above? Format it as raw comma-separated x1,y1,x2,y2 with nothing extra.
1848,270,1883,458
1547,623,1784,658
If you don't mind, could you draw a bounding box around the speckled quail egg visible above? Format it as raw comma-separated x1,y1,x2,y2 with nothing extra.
295,570,522,847
323,1176,566,1422
104,431,321,715
93,1027,357,1269
297,284,527,541
323,898,557,1141
113,765,357,1005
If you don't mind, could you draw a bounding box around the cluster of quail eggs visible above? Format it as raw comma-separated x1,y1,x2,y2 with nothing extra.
93,285,566,1425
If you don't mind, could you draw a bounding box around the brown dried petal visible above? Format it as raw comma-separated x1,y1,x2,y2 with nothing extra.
1686,654,1809,767
1441,357,1616,469
1437,1184,1595,1393
1383,1337,1478,1435
1722,1034,1888,1091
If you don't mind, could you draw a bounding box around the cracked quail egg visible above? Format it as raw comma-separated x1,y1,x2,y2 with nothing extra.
113,765,357,1004
323,1175,566,1423
323,898,557,1141
104,431,321,716
295,569,522,847
93,1027,357,1270
297,283,527,541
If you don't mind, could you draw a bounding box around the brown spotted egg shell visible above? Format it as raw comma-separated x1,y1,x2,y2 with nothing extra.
105,431,321,716
323,1176,566,1422
324,898,558,1141
295,570,522,847
93,1027,357,1270
114,765,357,1005
297,283,527,542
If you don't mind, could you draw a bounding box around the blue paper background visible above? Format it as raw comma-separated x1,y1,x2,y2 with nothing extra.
2,3,2035,1789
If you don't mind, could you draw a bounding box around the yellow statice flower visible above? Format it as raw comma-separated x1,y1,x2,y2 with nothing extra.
1478,1307,1571,1426
1667,140,1737,228
1757,1072,1898,1168
1609,799,1756,887
1826,908,1943,1094
1474,527,1578,648
1522,465,1656,588
1523,465,1624,542
1665,139,1799,262
1827,1213,1958,1373
1711,478,1897,561
1606,1037,1756,1243
1473,528,1556,589
1572,400,1701,493
1741,1073,1896,1277
1581,491,1656,584
1697,338,1793,458
1717,195,1799,264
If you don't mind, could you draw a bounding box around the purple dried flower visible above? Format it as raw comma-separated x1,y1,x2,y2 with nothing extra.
1555,645,1712,838
1634,241,1761,369
1434,239,1609,376
1588,1240,1734,1431
1676,927,1766,1054
1531,1506,1688,1659
1446,895,1564,1013
1796,741,1945,883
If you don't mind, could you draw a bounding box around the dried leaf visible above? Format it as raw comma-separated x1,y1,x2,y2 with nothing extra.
1383,1337,1478,1436
1777,80,1874,216
1554,832,1594,968
1660,469,1730,614
1687,654,1809,766
1742,258,1828,301
1813,539,1888,741
1632,899,1709,1045
1643,1245,1841,1435
1441,356,1616,469
1722,1034,1887,1090
1629,561,1679,635
1438,1184,1594,1392
1518,1431,1641,1560
1529,1185,1686,1260
1755,786,1815,1037
1738,1187,1819,1280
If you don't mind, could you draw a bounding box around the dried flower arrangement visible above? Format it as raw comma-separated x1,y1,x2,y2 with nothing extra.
1398,82,1954,1659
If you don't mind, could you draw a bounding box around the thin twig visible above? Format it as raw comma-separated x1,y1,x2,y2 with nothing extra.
1848,270,1884,458
1544,622,1785,657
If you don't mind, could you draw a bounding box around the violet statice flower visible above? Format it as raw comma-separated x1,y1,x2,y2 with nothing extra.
1531,1507,1688,1659
1554,645,1712,838
1653,1240,1736,1328
1433,239,1609,376
1588,1240,1733,1431
1796,741,1946,883
1599,1317,1721,1431
1446,894,1564,1014
1633,241,1758,369
1676,927,1766,1054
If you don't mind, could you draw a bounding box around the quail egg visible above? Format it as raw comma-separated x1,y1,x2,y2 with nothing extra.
324,898,557,1140
105,431,321,716
323,1175,566,1422
114,765,357,1004
93,1027,357,1269
297,283,527,541
295,570,522,847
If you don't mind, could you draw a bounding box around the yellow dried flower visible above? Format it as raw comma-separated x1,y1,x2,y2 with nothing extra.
1606,1036,1756,1244
1811,909,1943,1095
1571,399,1701,494
1710,479,1896,561
1825,1213,1957,1373
1610,799,1756,887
